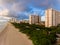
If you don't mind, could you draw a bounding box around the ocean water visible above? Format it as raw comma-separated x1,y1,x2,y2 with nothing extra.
0,16,11,33
0,20,9,33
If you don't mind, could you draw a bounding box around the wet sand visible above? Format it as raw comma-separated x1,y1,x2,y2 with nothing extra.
0,23,33,45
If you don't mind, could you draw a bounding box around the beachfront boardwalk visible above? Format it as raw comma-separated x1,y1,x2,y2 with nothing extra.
0,23,33,45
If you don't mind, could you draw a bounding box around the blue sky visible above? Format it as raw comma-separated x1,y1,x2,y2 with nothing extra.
0,0,60,21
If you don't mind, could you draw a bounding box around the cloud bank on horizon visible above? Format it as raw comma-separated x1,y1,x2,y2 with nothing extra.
0,0,60,20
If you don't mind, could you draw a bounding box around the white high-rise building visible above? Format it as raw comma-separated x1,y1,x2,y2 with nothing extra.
45,8,60,27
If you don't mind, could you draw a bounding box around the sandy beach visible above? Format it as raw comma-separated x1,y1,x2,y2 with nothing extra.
0,23,33,45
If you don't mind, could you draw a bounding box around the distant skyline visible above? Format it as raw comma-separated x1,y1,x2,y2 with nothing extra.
0,0,60,21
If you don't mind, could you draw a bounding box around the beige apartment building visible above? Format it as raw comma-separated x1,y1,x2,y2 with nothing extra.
29,15,41,24
45,8,60,27
11,17,17,22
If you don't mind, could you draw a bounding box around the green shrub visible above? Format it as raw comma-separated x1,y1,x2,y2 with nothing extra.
12,23,57,45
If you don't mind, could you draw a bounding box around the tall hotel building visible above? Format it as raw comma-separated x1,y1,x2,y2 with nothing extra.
45,8,60,27
29,15,41,24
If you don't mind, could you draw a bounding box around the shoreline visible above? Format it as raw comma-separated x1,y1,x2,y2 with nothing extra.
0,21,9,33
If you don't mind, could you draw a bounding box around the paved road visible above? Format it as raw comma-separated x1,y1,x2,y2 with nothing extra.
0,23,33,45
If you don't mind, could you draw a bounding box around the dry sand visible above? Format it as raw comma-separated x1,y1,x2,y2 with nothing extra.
0,23,33,45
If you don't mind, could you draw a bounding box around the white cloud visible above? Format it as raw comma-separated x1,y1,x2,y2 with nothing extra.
0,0,60,18
0,0,31,12
0,8,9,16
